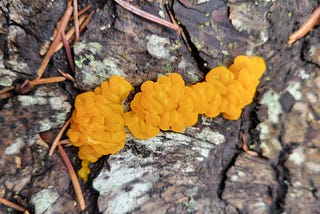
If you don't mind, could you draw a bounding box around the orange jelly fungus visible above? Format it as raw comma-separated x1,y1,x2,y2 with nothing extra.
124,55,266,139
67,76,133,181
67,55,266,181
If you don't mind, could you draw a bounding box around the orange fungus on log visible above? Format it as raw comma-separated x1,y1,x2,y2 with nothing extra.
67,55,266,181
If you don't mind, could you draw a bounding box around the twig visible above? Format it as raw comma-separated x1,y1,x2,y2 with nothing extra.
73,0,80,42
114,0,179,31
58,69,75,82
241,133,258,156
49,118,71,156
16,77,66,94
67,11,94,43
0,85,14,94
0,198,27,212
58,144,86,211
0,92,11,99
77,4,92,17
0,86,14,99
78,11,95,33
37,1,73,78
288,5,320,44
41,5,91,56
54,14,89,52
32,77,66,85
59,139,72,146
165,3,191,52
61,32,75,72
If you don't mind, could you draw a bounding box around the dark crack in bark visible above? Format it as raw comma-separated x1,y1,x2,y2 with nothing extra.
269,143,293,213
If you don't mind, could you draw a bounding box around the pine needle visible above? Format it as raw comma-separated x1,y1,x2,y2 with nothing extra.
49,118,71,156
58,144,86,211
0,198,27,213
288,5,320,44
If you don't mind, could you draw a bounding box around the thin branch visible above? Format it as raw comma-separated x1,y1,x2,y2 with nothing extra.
0,85,14,94
0,92,11,99
73,0,80,42
58,69,75,82
37,2,73,78
59,139,72,145
49,118,71,156
61,32,75,72
0,198,27,212
16,77,66,94
288,5,320,44
165,3,191,52
42,4,91,56
77,4,92,17
54,14,88,52
78,11,95,33
241,133,258,156
32,77,66,85
0,86,14,99
114,0,179,31
58,144,86,211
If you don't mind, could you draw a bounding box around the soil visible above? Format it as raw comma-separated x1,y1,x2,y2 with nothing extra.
0,0,319,213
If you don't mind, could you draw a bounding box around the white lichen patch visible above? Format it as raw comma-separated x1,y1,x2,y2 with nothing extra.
147,34,174,60
298,69,310,80
197,0,210,4
5,138,25,155
93,164,154,213
73,42,102,55
178,59,200,83
31,188,60,214
78,57,127,89
158,10,165,19
288,147,305,166
95,127,225,212
6,60,29,74
258,123,270,140
131,132,191,154
260,90,283,124
48,97,67,110
237,171,246,177
258,121,282,158
230,175,239,182
0,69,17,86
93,166,148,195
102,57,126,77
74,42,103,70
194,127,225,145
260,137,282,159
73,42,87,55
38,118,55,132
104,182,152,214
286,81,302,101
18,96,48,106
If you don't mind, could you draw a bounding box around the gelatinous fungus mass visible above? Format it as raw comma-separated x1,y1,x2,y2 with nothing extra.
67,55,266,181
124,55,266,138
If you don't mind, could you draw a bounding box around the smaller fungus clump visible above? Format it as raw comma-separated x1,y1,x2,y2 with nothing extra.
67,76,133,181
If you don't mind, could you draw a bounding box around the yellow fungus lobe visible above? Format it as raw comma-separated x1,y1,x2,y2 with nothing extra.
124,73,190,139
67,76,133,182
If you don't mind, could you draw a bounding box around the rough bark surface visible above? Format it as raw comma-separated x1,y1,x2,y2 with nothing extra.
0,0,320,213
